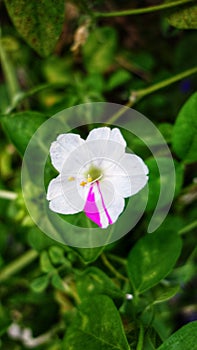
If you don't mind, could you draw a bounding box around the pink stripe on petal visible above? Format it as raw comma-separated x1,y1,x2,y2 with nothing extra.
84,185,102,227
97,182,113,225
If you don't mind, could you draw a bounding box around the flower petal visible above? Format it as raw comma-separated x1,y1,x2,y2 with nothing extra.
84,180,125,228
84,185,103,228
47,175,63,201
120,154,149,176
50,133,85,172
49,195,79,215
98,181,125,225
105,154,148,197
110,128,126,148
86,127,126,162
84,183,109,228
87,127,126,147
47,175,85,214
86,127,111,142
85,140,125,165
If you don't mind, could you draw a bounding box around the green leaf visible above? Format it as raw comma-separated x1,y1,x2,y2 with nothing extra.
74,246,105,264
157,321,197,350
30,274,49,293
152,285,180,305
167,3,197,30
127,230,182,294
51,273,65,292
158,123,173,143
0,84,9,114
28,227,54,251
76,267,124,306
0,223,7,255
144,333,157,350
49,246,66,265
172,92,197,163
5,0,65,57
83,27,117,73
40,251,54,273
145,157,184,211
106,69,132,91
2,111,47,155
63,295,130,350
43,57,73,84
174,33,197,70
0,304,11,337
169,262,196,284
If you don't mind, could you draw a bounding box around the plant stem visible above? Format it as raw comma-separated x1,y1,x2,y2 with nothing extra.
0,190,17,200
61,279,81,304
0,38,20,105
131,66,197,100
178,220,197,235
94,0,195,17
107,253,127,266
101,253,128,282
5,82,64,114
136,324,144,350
107,65,197,124
0,250,39,283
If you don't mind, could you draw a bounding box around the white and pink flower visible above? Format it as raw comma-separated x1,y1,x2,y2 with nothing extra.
47,127,148,228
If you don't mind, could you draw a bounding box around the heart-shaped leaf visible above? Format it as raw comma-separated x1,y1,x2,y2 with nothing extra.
63,295,130,350
127,230,182,294
172,92,197,163
157,321,197,350
167,3,197,30
5,0,65,56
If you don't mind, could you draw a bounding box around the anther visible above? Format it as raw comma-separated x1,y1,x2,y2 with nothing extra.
68,176,75,181
87,175,93,183
80,180,87,187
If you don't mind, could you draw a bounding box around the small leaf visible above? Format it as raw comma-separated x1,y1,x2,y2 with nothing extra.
43,57,73,84
0,305,11,337
2,111,47,155
76,267,124,306
49,246,66,265
30,275,49,293
127,230,182,294
83,27,117,73
28,227,54,251
106,69,132,91
167,3,197,30
144,332,157,350
74,246,105,264
157,321,197,350
158,123,173,143
40,251,54,273
152,285,180,305
172,92,197,163
145,157,184,211
51,273,65,292
5,0,65,56
63,295,130,350
169,262,196,285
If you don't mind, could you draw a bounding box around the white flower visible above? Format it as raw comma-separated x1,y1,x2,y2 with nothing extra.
47,127,148,229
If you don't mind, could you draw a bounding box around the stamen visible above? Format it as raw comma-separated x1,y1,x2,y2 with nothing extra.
87,175,93,183
80,180,87,187
86,174,103,186
91,174,103,183
85,165,102,182
81,167,103,187
68,176,75,181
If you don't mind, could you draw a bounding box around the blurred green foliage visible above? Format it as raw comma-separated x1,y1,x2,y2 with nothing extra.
0,0,197,349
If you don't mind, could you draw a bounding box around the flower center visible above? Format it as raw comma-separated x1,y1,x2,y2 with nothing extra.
86,165,102,181
80,165,103,187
